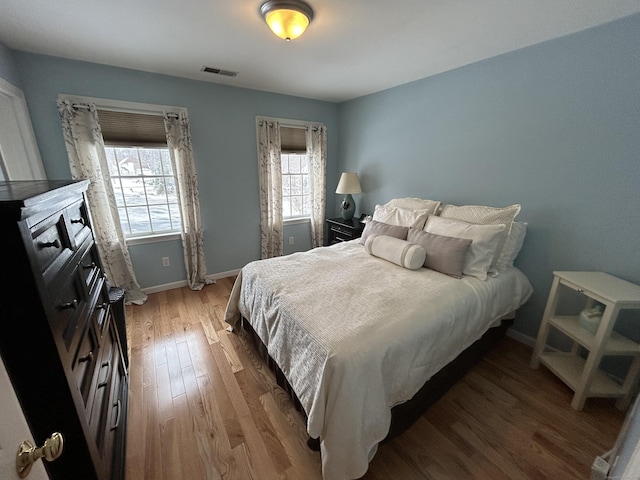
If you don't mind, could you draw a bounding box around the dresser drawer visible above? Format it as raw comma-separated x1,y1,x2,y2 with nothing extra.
79,244,102,291
30,212,74,284
66,199,92,248
72,321,100,408
90,280,111,336
103,350,126,480
53,271,88,352
88,318,117,456
325,218,365,245
330,224,357,240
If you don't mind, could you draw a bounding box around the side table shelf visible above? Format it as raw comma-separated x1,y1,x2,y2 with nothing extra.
531,271,640,411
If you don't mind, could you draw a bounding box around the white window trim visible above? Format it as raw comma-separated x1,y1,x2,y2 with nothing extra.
57,94,188,117
126,232,182,246
283,217,310,225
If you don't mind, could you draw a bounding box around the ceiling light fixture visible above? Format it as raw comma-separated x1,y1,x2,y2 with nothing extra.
260,0,314,41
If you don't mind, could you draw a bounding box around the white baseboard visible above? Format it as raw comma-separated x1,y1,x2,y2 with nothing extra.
142,280,188,294
141,269,241,295
506,327,536,348
206,269,241,281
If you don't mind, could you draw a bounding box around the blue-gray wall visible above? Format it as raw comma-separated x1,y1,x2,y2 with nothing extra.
10,52,337,287
0,43,20,88
338,14,640,340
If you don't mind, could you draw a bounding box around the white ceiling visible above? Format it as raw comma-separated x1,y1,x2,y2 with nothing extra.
1,0,639,102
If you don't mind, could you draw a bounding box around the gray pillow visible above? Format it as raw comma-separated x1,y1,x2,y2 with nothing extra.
407,228,472,278
360,219,409,245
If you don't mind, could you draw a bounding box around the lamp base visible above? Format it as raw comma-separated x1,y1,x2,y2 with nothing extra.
341,194,356,220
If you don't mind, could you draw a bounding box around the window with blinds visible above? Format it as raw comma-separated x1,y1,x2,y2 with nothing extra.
280,126,311,219
99,110,182,238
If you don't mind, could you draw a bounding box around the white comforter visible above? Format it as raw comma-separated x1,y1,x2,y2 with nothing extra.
224,240,533,480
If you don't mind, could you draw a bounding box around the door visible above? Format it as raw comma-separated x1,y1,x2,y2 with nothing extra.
0,78,46,180
0,356,50,480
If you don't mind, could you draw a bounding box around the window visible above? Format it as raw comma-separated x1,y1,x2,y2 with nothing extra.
279,125,310,220
257,117,326,257
281,152,311,219
105,146,182,237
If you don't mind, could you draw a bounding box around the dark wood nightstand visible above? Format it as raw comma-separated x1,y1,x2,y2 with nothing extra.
325,217,365,245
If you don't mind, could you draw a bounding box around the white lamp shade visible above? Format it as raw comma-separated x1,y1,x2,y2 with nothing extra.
335,172,362,194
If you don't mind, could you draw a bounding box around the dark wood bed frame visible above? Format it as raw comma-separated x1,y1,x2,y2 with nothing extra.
239,316,513,451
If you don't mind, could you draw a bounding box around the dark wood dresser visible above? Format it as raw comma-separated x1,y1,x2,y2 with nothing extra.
0,180,127,480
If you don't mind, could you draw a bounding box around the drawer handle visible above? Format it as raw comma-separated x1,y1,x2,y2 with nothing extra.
59,299,79,310
82,262,97,270
96,302,108,310
98,361,111,388
38,239,60,249
78,351,93,363
577,288,584,293
111,399,122,430
71,218,85,225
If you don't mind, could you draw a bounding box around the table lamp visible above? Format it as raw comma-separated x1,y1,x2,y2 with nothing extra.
335,172,362,220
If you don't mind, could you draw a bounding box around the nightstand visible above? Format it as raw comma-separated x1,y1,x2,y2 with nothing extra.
325,217,365,245
531,271,640,410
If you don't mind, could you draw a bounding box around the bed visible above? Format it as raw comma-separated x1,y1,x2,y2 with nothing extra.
224,200,533,480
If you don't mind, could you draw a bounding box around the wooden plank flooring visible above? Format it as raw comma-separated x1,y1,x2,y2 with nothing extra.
124,279,626,479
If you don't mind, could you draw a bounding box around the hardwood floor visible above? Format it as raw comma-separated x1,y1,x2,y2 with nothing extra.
124,279,626,479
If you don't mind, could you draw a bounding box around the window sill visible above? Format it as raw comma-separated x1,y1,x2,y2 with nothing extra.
283,217,310,225
126,232,182,246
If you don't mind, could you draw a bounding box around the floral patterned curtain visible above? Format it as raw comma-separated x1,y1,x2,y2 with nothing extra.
307,125,327,248
257,120,283,258
57,99,147,305
164,112,213,290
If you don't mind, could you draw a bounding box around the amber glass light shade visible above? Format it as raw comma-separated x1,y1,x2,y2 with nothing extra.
260,1,314,41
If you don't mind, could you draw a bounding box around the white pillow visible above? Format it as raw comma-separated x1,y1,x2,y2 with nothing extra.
424,216,506,280
385,198,441,216
373,204,430,229
439,203,521,233
494,222,527,272
439,203,521,270
364,234,426,270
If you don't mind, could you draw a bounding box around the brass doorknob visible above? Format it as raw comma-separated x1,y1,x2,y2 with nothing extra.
16,432,64,478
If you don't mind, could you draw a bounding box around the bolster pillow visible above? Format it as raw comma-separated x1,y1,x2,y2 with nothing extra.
364,234,426,270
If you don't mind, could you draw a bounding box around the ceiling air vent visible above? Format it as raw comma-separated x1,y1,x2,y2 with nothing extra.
201,66,238,77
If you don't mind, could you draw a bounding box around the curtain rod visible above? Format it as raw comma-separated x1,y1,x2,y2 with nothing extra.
72,103,179,118
259,120,319,131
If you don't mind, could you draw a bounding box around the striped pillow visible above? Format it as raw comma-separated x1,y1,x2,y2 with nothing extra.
364,234,426,270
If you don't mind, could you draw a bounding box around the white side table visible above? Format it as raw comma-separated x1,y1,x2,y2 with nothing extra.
531,271,640,410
